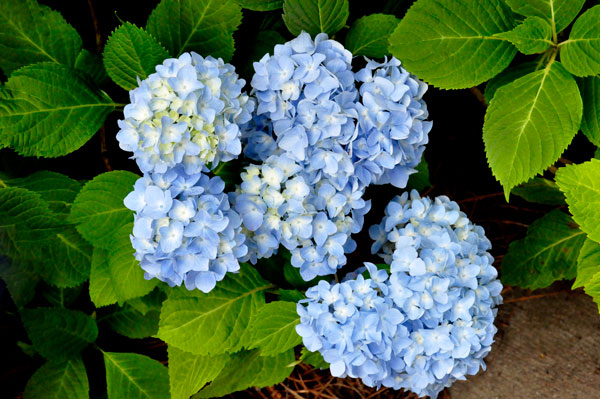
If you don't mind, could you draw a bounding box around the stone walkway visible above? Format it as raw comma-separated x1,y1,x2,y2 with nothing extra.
450,284,600,398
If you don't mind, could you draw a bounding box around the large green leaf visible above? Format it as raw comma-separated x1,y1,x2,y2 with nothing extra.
389,0,517,89
484,62,538,104
504,0,586,33
483,62,582,198
168,346,229,399
3,171,81,216
0,187,57,257
283,0,349,36
89,248,118,307
0,256,39,308
69,170,138,249
511,176,565,205
235,0,283,11
495,16,552,55
103,303,160,339
0,63,116,157
75,49,109,86
104,352,169,399
584,272,600,312
158,264,272,355
501,210,586,289
573,238,600,289
37,227,92,288
21,308,98,361
23,357,89,399
1,172,91,287
194,349,295,398
103,23,170,90
107,223,158,302
249,301,301,356
146,0,242,61
0,0,82,74
578,76,600,146
556,159,600,242
345,14,399,58
42,285,83,308
561,5,600,77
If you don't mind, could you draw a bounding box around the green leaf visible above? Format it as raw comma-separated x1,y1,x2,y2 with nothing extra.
0,187,58,258
0,0,82,74
511,176,566,205
279,289,305,302
574,238,600,289
235,0,283,11
75,49,109,86
389,0,517,89
484,62,537,104
0,63,116,157
104,352,169,399
3,171,81,216
107,223,158,302
300,347,329,369
103,23,170,90
42,285,83,308
483,62,582,199
102,303,160,339
89,248,118,307
69,171,138,249
0,257,39,308
194,349,295,398
578,76,600,146
501,210,586,289
127,288,167,315
345,14,399,58
38,227,93,288
406,158,431,192
249,301,301,356
146,0,242,61
584,272,600,312
282,0,350,36
23,357,88,399
504,0,586,34
21,308,98,361
561,5,600,77
168,346,229,399
556,159,600,242
158,264,271,355
495,16,552,55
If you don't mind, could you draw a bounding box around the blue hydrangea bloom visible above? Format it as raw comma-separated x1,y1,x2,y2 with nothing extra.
235,33,431,279
352,58,432,188
298,191,502,398
116,52,254,175
124,167,247,293
231,154,370,280
244,32,432,192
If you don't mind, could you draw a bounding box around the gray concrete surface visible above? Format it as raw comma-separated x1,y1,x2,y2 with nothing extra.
450,286,600,399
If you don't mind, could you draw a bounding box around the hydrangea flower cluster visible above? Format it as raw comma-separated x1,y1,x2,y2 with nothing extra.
297,191,502,398
117,53,253,293
243,32,432,191
123,167,247,293
352,58,432,188
235,32,431,279
116,52,254,175
232,153,370,280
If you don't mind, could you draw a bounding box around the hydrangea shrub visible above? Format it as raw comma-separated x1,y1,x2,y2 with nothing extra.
1,1,599,399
